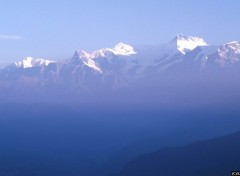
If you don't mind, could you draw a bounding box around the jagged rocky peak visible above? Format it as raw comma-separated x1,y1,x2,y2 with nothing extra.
74,49,91,59
216,41,240,66
219,41,240,54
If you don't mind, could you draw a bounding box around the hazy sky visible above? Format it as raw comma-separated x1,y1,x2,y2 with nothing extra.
0,0,239,65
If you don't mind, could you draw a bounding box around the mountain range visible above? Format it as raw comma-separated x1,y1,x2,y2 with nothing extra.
0,34,240,100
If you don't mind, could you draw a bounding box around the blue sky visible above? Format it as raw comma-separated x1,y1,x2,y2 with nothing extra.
0,0,239,65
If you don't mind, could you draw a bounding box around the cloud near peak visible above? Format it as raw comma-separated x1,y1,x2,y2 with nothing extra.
0,34,22,40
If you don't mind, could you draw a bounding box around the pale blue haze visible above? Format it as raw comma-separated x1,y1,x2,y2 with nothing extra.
0,0,239,65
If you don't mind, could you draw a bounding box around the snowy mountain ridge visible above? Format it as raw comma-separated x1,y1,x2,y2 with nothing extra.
14,57,55,69
1,35,240,95
76,42,136,60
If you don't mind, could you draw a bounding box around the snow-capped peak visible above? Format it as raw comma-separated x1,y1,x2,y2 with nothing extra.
72,43,136,74
218,41,240,56
109,42,137,56
75,49,91,59
172,34,208,54
75,43,137,60
15,57,55,68
223,41,240,51
216,41,240,67
74,50,103,73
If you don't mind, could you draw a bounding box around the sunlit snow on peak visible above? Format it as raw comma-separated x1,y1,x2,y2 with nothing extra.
110,42,137,56
76,43,136,60
15,57,55,68
172,34,208,54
